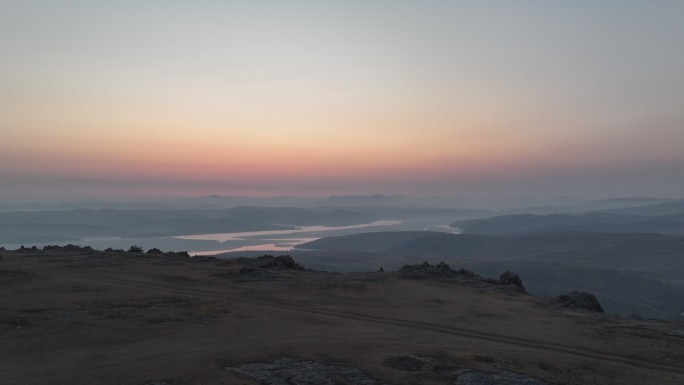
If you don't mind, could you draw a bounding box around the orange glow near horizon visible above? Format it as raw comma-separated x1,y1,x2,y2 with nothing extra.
3,2,684,201
3,118,557,184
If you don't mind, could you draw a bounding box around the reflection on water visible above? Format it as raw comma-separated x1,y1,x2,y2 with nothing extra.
192,245,285,256
175,220,402,242
191,237,318,256
431,225,461,233
180,220,403,255
4,220,466,257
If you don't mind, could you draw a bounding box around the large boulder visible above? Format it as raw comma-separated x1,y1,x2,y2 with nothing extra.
499,271,526,293
558,292,604,313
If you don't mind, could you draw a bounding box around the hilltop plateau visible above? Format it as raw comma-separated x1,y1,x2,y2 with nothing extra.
1,247,683,385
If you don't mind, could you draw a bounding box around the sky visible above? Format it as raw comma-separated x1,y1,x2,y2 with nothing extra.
1,1,683,202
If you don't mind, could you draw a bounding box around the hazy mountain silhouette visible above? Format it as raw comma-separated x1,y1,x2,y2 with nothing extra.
452,212,684,235
297,231,684,318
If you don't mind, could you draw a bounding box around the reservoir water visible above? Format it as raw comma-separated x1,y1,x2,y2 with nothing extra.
177,220,403,255
5,219,461,256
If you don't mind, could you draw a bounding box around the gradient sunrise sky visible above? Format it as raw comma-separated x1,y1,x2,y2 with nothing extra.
2,1,683,202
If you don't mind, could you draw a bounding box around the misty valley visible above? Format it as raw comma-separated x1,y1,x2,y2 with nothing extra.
2,196,684,321
5,2,684,383
4,196,684,385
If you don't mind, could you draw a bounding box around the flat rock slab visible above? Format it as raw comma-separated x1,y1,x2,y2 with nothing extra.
455,370,548,385
230,358,381,385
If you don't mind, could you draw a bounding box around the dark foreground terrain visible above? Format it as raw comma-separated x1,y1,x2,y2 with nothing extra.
296,231,684,318
1,248,683,385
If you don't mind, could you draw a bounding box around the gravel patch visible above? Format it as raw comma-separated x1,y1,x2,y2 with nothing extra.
455,370,548,385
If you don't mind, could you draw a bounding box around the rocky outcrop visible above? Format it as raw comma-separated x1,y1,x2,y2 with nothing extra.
557,292,604,313
399,261,454,278
398,261,482,279
42,244,93,252
499,271,526,293
257,255,306,270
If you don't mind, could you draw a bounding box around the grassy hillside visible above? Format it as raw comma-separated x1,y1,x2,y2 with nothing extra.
296,231,684,318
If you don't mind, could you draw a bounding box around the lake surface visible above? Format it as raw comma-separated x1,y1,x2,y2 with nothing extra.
176,220,402,242
177,220,403,255
5,219,461,256
190,237,319,256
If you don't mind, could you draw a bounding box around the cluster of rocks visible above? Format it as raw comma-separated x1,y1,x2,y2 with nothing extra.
398,261,480,279
235,255,308,277
229,358,549,385
557,291,604,313
498,270,526,293
398,262,526,293
228,357,379,385
42,244,93,252
116,246,192,258
138,247,191,257
455,370,548,385
251,255,306,270
16,244,194,259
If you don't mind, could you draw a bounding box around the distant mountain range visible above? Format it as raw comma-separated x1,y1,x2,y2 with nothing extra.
297,231,684,264
452,211,684,235
595,201,684,216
